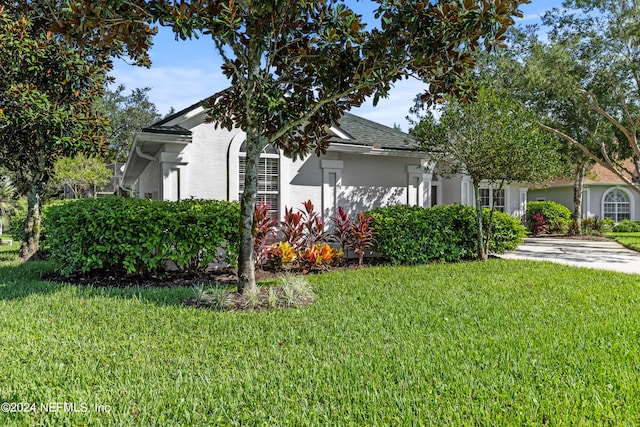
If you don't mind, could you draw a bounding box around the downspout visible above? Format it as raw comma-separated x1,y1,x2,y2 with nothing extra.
136,146,158,162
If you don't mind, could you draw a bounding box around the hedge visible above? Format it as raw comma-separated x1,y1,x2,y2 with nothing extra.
612,219,640,233
46,197,240,276
369,204,526,265
526,201,572,234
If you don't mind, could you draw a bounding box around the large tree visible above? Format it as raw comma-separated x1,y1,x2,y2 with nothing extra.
0,5,109,259
98,84,162,165
476,29,597,234
412,87,564,260
54,0,526,293
526,1,640,198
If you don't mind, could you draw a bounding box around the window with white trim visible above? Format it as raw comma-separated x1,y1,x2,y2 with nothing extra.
480,188,505,212
239,143,279,218
603,189,630,222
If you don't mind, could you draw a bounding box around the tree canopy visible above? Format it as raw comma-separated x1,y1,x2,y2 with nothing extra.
0,4,109,258
525,0,640,195
98,84,162,164
412,87,563,259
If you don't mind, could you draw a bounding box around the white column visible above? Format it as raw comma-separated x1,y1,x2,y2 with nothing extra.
321,159,344,219
407,165,424,207
461,176,471,206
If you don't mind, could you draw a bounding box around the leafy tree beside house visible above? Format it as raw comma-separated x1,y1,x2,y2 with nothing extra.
411,87,564,260
98,84,162,165
521,1,640,200
0,5,109,259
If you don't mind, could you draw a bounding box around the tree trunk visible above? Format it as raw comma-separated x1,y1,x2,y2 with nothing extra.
20,181,43,260
473,183,488,261
572,161,586,236
236,133,268,296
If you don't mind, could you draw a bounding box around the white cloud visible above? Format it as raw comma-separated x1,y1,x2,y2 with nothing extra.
109,61,227,116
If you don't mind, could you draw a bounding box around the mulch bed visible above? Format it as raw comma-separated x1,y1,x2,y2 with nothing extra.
43,258,383,289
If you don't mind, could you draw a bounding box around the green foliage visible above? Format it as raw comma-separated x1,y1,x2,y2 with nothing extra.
0,7,109,257
98,84,162,163
369,204,525,265
45,197,240,276
485,209,527,253
526,201,572,234
51,153,112,198
612,219,640,233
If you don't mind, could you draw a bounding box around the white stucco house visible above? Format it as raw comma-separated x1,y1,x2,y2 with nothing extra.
529,163,640,222
121,94,529,220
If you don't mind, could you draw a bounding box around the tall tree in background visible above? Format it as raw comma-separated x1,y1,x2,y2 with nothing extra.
99,84,162,164
0,5,109,259
54,0,527,293
52,153,112,198
412,87,564,260
528,1,640,197
476,29,597,234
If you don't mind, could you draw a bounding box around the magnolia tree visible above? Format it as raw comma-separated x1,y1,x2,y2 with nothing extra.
0,5,109,259
52,0,527,292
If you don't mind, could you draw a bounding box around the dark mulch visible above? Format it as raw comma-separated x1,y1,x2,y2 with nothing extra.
44,258,383,289
45,267,241,289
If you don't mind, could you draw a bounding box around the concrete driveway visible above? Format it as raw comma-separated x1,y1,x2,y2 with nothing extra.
499,238,640,274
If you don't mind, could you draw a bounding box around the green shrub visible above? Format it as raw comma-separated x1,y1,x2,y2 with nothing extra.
485,209,527,253
46,197,240,276
612,219,640,233
369,204,525,265
526,201,572,234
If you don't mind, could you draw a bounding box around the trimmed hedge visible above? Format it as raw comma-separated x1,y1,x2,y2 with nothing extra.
46,197,240,276
612,219,640,233
369,204,525,265
526,201,572,234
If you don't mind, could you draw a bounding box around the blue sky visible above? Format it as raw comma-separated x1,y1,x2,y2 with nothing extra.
109,1,559,131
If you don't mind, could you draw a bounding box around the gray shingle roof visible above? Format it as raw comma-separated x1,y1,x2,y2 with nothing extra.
330,113,417,150
142,94,417,151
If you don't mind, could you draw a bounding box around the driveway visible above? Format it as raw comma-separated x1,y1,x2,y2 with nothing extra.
499,238,640,274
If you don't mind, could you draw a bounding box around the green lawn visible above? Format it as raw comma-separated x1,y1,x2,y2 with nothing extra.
606,232,640,252
1,243,640,425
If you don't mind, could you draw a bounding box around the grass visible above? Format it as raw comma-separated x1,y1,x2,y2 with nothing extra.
606,232,640,252
1,242,640,425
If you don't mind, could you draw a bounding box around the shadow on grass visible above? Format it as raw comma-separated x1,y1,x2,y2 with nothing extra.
0,258,192,308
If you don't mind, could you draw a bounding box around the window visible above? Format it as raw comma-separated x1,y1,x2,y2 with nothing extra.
239,143,279,218
603,189,630,222
480,188,505,212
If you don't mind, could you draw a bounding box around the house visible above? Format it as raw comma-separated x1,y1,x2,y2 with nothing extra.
528,162,640,222
121,94,529,219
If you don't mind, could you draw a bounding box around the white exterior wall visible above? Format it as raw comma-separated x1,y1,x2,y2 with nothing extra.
136,161,159,199
529,184,640,220
183,124,240,200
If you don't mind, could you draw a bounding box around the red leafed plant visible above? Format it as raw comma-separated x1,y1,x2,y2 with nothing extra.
332,206,351,254
252,199,277,264
349,210,376,266
530,212,546,236
281,206,305,251
301,200,329,248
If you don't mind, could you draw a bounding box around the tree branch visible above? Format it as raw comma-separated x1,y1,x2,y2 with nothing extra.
538,121,640,194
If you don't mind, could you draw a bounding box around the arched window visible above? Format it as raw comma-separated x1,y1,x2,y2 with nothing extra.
239,142,279,217
603,188,631,222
